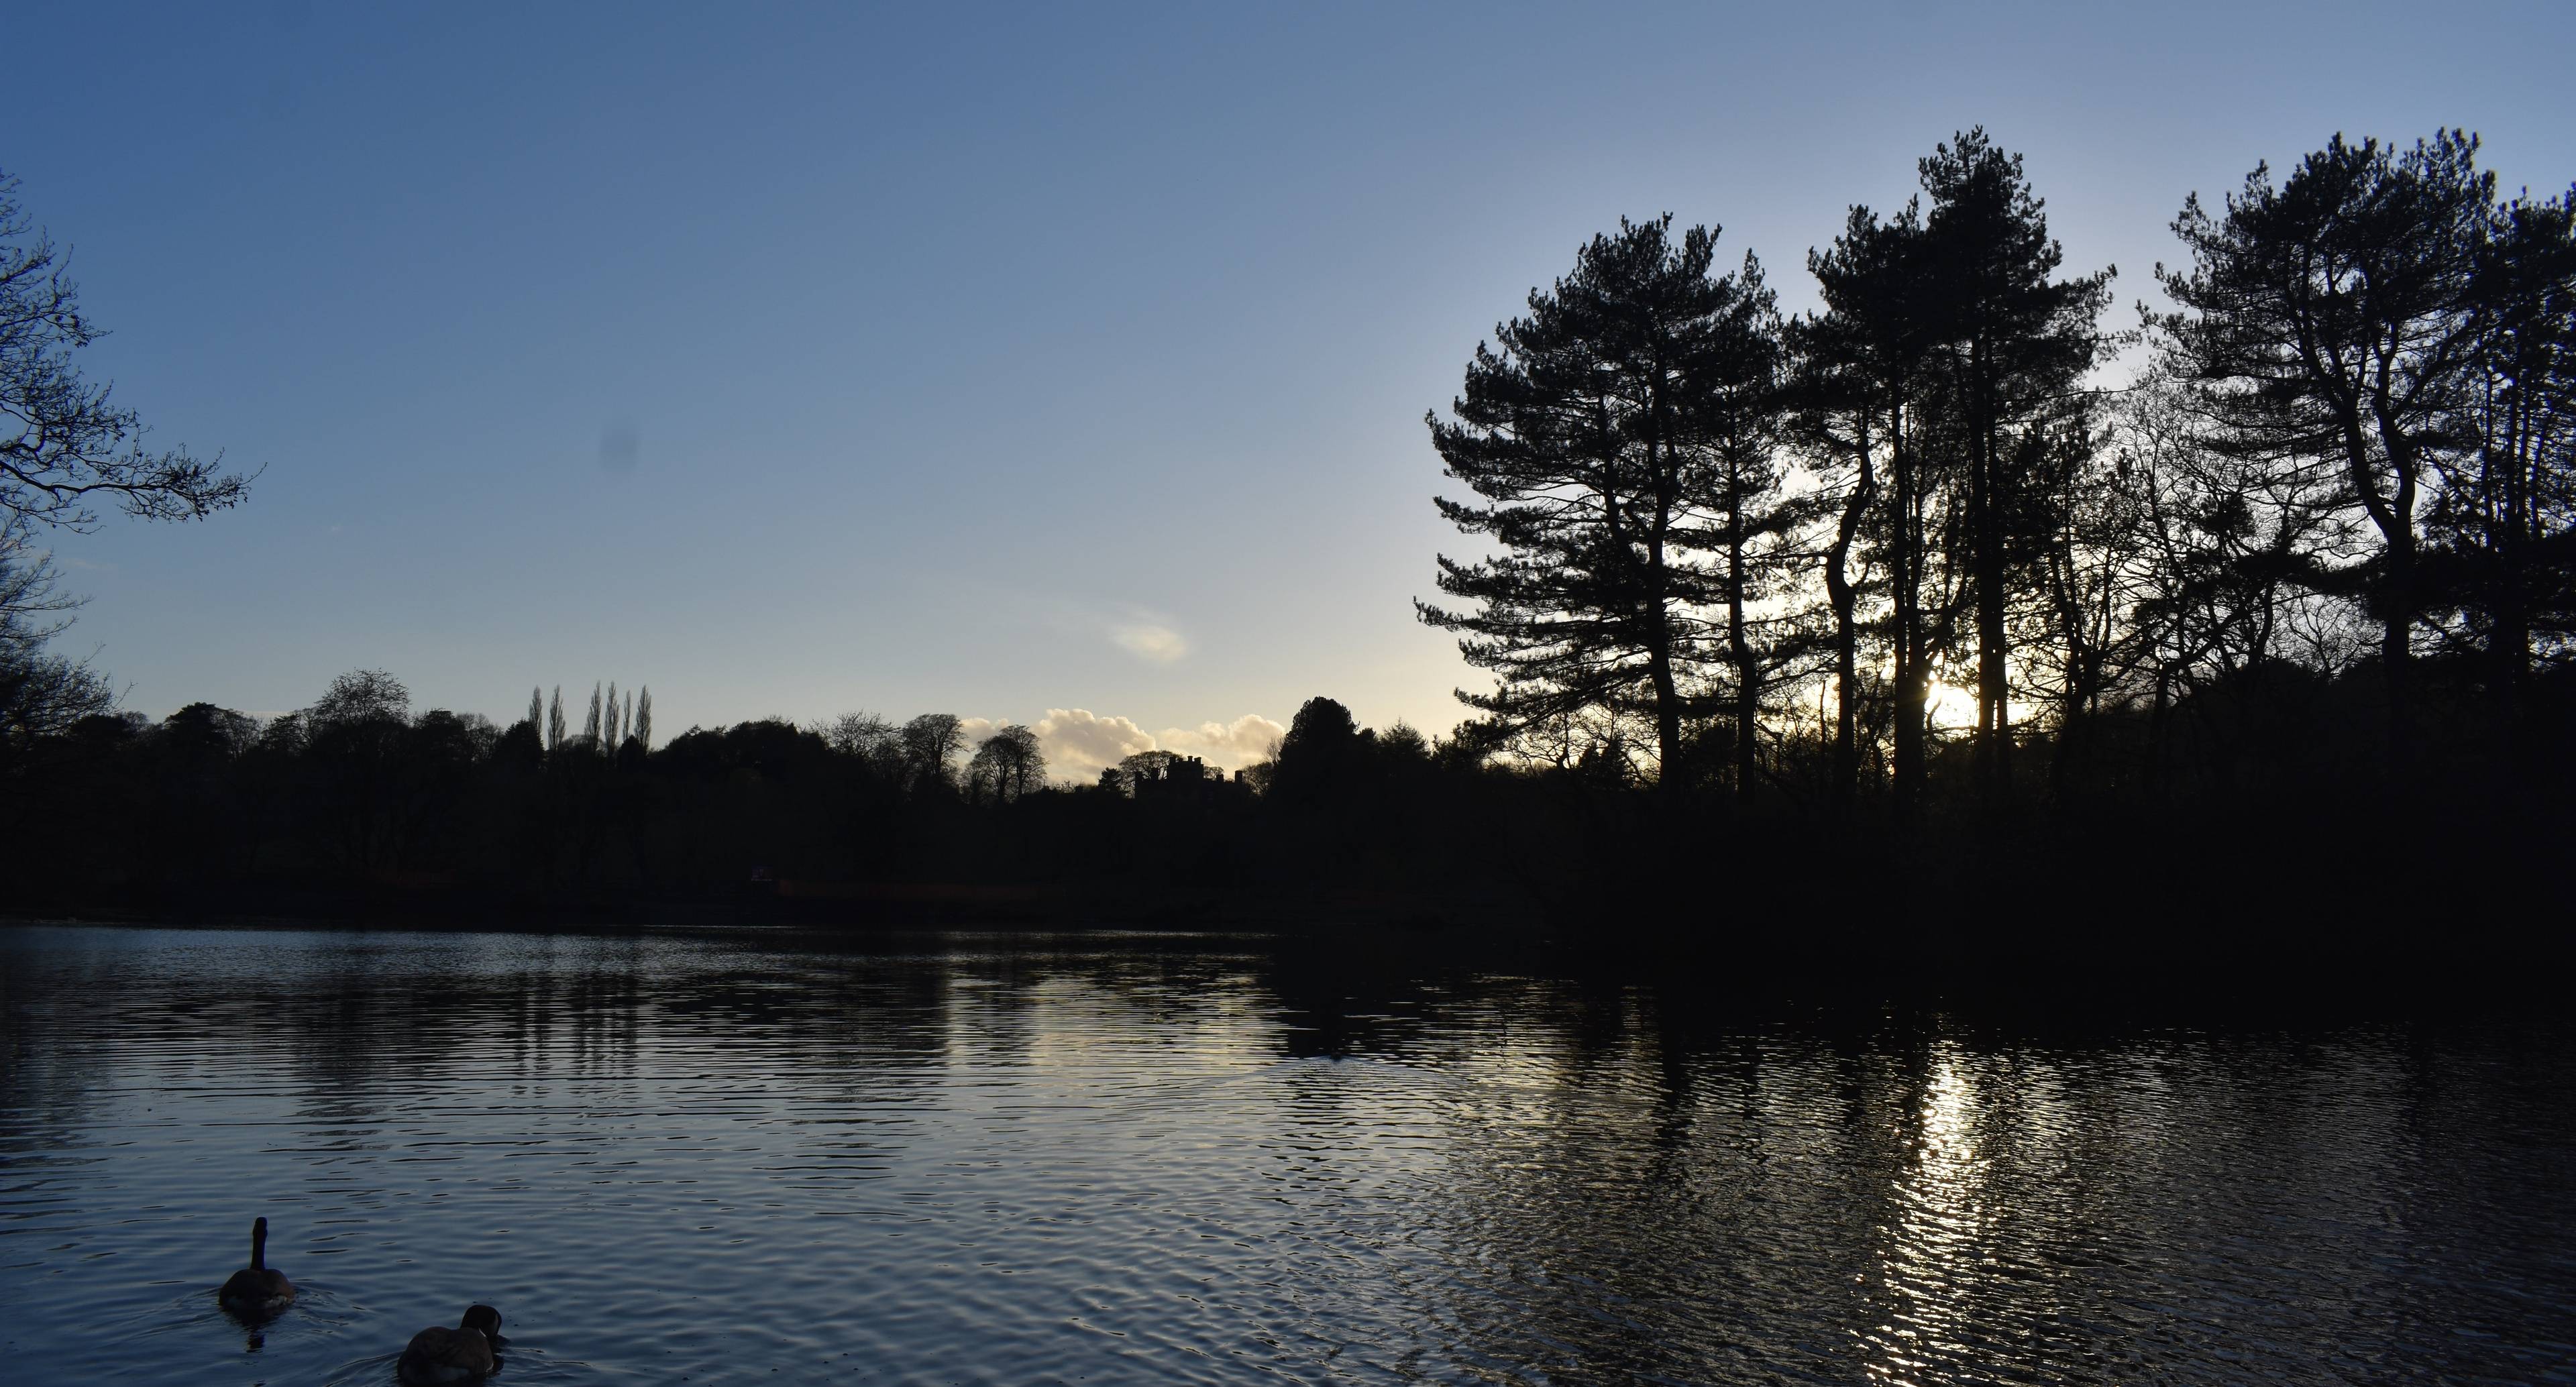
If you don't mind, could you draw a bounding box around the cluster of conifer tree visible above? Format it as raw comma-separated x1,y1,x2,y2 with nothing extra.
1425,128,2574,838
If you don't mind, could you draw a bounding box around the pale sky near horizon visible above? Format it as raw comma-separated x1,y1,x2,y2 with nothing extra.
10,1,2572,778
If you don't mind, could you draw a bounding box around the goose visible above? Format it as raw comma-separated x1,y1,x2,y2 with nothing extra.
398,1304,504,1385
216,1217,295,1315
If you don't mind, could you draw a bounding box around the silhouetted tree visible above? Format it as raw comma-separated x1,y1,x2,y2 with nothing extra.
0,522,110,760
824,710,901,774
492,717,543,774
302,669,415,876
1424,217,1764,780
635,686,653,751
2106,365,2343,799
0,633,113,759
967,724,1044,802
2435,184,2576,757
1271,696,1362,804
1805,199,1941,824
1686,251,1801,807
161,702,258,759
547,686,566,753
1790,223,1890,819
0,171,250,532
900,713,965,794
2159,131,2494,777
1917,129,2115,815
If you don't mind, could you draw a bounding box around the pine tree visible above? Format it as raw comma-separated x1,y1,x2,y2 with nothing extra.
1803,199,1941,824
1686,252,1800,807
1916,129,2114,816
2444,186,2576,750
1422,216,1768,781
2159,130,2493,777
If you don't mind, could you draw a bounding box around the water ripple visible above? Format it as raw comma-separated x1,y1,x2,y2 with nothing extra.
2,924,2573,1384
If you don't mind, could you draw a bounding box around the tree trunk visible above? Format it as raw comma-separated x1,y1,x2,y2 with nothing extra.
1972,347,2011,821
1890,395,1927,830
1645,465,1685,787
1826,419,1874,823
1647,620,1683,788
1728,472,1754,812
2147,663,2170,808
2491,406,2534,788
2344,398,2422,782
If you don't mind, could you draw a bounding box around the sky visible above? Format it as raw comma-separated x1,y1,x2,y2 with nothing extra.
9,1,2573,779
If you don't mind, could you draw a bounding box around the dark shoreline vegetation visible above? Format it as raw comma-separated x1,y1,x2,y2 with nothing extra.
3,129,2571,991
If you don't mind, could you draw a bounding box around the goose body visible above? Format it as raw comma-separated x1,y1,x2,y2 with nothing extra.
216,1217,295,1315
398,1305,503,1385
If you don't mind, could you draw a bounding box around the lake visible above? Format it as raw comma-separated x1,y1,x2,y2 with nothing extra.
3,922,2573,1384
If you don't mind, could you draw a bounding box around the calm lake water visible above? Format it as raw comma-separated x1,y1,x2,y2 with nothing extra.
3,924,2573,1386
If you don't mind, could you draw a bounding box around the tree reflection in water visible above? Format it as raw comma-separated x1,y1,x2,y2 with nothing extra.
1,925,2571,1386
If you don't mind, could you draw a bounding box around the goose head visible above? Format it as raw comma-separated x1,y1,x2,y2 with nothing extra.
460,1304,504,1345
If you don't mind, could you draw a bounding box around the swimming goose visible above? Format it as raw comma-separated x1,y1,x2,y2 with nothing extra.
216,1217,295,1315
398,1304,504,1384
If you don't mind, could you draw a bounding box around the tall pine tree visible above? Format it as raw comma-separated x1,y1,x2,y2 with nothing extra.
1684,252,1799,807
1803,199,1941,824
1422,216,1768,781
1917,129,2113,816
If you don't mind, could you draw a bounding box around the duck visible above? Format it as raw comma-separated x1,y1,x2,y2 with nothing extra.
215,1217,295,1315
398,1304,504,1385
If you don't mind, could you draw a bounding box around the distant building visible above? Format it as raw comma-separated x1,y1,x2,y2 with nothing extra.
1130,754,1242,807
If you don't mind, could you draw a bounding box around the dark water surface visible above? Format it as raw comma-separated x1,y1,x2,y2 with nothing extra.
4,924,2573,1385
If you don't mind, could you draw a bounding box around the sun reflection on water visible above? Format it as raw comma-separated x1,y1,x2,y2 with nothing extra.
1864,1046,1994,1386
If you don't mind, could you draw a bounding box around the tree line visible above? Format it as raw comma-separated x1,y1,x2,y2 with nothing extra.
1423,127,2574,847
0,672,1586,920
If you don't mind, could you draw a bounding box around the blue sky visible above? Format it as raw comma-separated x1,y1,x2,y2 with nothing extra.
11,1,2572,775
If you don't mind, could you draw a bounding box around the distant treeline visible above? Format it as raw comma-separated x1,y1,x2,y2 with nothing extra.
0,662,2561,935
0,676,1590,922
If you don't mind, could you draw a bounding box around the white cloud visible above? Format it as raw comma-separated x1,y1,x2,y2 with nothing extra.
1028,708,1160,781
1111,621,1188,664
1157,714,1286,770
960,708,1283,783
